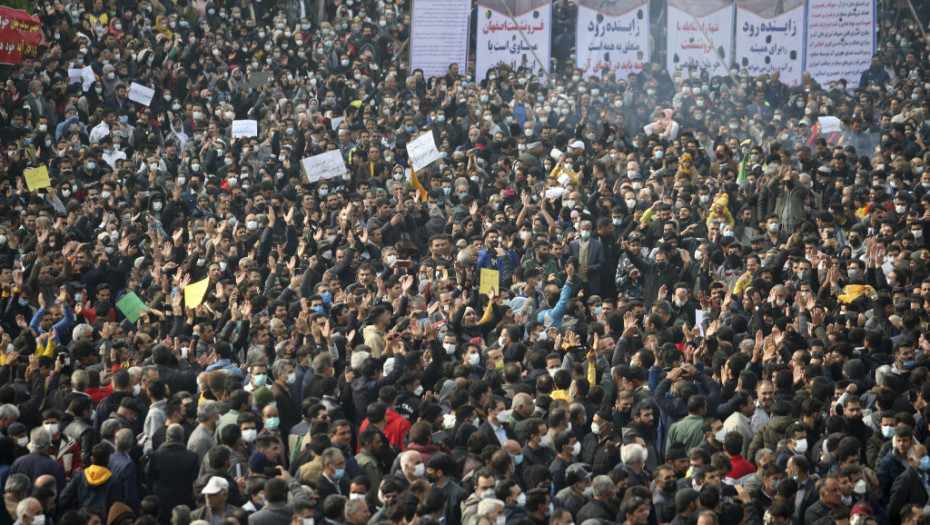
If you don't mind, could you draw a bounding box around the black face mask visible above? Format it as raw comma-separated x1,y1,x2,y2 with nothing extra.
728,254,742,267
662,480,676,494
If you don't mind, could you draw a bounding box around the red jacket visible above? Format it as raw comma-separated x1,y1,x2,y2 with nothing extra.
359,409,411,452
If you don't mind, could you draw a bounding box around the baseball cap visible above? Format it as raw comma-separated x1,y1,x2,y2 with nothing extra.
565,463,593,485
201,476,229,495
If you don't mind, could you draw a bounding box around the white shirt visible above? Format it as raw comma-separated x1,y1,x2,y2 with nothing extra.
490,420,508,445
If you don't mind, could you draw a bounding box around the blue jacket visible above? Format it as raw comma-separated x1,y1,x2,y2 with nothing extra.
536,279,574,329
10,452,66,498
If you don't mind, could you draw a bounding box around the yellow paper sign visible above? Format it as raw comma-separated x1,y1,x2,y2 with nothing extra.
24,166,51,191
479,268,499,296
184,277,210,309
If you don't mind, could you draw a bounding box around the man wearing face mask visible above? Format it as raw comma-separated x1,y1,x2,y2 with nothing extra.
555,463,593,517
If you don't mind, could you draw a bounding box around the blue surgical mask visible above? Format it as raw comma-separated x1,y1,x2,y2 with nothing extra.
405,125,415,133
119,115,128,124
920,456,930,471
334,468,346,480
18,299,29,307
265,417,280,430
514,454,523,465
312,305,324,314
321,291,333,304
612,218,623,226
443,187,451,196
902,359,916,370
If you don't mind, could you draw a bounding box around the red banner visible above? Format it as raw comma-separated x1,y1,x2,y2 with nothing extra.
0,7,45,65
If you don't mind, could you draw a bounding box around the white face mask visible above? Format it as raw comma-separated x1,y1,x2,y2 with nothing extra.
590,422,601,435
413,385,424,396
16,437,28,447
853,479,867,495
444,343,457,355
793,438,808,454
413,463,425,477
42,423,59,436
571,441,581,456
467,353,481,366
242,428,258,442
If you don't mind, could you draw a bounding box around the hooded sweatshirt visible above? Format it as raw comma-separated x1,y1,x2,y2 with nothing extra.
85,465,112,486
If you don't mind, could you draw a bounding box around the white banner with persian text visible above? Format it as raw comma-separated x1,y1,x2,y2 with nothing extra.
666,0,734,78
734,1,805,86
575,1,649,79
476,0,552,83
410,0,470,79
805,0,875,89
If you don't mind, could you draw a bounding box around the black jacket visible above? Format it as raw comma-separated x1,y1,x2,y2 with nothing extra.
149,441,200,517
889,466,929,525
577,499,618,524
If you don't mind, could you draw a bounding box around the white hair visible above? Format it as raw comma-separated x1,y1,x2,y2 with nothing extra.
620,443,646,465
0,404,20,421
400,450,422,469
71,323,93,342
27,428,51,453
15,498,39,521
477,499,503,517
350,350,370,371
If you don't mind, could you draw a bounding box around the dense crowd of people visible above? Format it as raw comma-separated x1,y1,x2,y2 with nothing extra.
3,3,930,525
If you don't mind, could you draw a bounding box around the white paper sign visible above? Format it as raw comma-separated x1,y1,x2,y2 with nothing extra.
575,1,650,80
695,310,705,337
806,0,875,89
408,133,441,172
818,116,842,134
301,150,348,183
68,68,83,85
127,82,155,107
410,0,471,79
81,66,95,92
329,116,346,131
476,0,552,83
544,187,564,199
231,120,258,138
666,0,734,78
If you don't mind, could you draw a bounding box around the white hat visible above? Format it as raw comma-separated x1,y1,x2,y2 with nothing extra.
570,140,586,150
201,477,229,495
